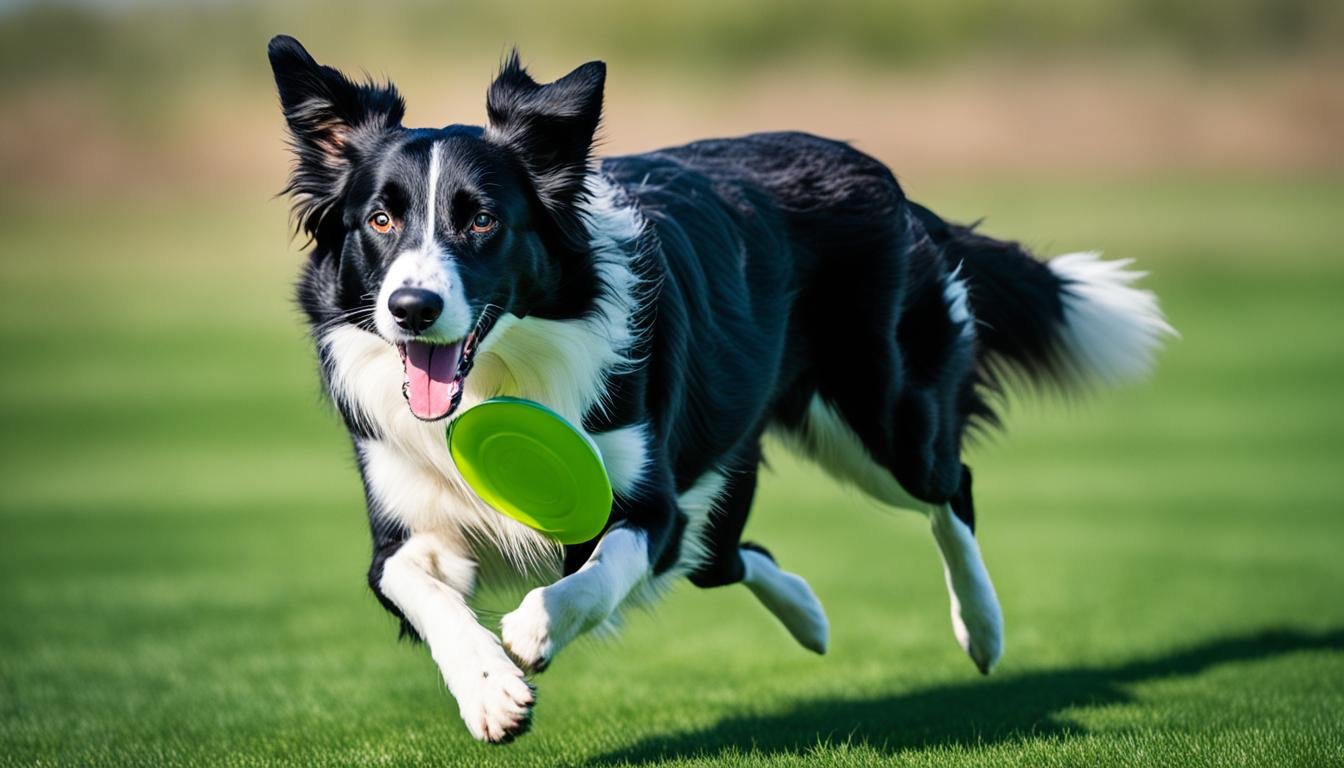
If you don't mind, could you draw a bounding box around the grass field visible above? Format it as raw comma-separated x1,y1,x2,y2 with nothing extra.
1,177,1342,766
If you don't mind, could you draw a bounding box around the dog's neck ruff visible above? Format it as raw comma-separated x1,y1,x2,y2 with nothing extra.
465,174,648,426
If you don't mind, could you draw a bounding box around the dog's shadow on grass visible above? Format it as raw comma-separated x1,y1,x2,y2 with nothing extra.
587,627,1343,765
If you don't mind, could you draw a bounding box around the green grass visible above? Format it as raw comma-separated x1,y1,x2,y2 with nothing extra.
2,178,1342,766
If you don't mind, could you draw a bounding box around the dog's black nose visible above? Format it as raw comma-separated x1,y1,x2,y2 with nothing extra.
388,288,444,334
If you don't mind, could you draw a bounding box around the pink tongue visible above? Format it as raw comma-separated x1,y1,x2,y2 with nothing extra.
402,340,464,420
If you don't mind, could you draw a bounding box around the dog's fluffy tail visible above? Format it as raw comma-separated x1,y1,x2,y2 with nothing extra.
912,202,1176,405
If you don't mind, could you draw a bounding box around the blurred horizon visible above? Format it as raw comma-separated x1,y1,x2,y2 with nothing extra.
2,0,1342,200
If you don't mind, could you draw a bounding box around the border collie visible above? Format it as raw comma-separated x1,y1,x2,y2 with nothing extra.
267,36,1173,743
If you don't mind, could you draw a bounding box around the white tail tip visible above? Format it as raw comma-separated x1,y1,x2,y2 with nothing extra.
1049,251,1177,387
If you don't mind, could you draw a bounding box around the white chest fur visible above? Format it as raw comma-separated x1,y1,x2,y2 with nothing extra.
323,324,561,576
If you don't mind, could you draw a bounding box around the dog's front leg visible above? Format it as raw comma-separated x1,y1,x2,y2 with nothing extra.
379,532,534,743
501,497,671,672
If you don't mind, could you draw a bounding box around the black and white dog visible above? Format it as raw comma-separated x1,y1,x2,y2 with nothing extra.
268,36,1172,742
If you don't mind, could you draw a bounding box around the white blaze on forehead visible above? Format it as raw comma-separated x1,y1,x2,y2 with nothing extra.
423,140,441,250
373,140,472,342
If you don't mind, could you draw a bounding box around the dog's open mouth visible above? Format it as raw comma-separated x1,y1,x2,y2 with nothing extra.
398,339,464,421
397,309,499,421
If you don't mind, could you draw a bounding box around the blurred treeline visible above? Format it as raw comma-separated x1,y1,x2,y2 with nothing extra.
4,0,1341,98
1,0,1340,194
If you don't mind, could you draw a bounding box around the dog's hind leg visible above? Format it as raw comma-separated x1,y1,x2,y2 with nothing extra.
932,466,1003,674
773,396,1000,671
688,459,829,654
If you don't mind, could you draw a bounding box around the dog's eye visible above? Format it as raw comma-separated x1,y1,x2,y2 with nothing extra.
368,211,394,234
470,212,498,234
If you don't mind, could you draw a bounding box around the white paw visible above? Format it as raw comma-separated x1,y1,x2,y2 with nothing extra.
501,584,595,673
770,570,830,655
741,549,829,655
500,590,556,673
501,587,564,672
949,585,1003,675
450,651,535,744
931,505,1004,675
502,529,645,673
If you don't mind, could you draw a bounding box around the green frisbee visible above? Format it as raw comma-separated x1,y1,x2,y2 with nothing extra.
448,397,613,545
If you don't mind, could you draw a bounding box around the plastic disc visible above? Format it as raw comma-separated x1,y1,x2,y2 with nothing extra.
448,397,613,545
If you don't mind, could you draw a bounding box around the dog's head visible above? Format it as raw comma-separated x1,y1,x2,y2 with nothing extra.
268,36,605,420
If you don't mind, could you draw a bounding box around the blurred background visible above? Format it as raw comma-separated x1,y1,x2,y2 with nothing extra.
2,2,1341,766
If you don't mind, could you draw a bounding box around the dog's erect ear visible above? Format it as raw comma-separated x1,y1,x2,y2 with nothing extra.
486,52,605,217
267,35,405,236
